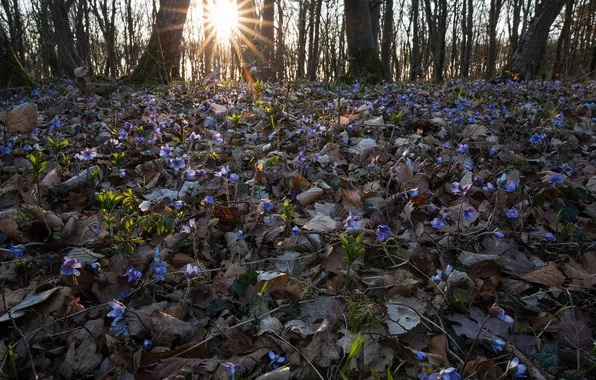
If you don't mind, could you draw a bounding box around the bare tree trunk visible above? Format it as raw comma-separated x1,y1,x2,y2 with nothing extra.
344,0,384,82
381,0,393,80
296,1,307,78
369,0,382,49
276,0,284,80
202,0,214,74
0,17,33,87
552,0,573,77
75,0,92,74
507,0,523,70
487,0,505,78
512,0,566,78
307,0,323,80
128,0,191,82
410,0,419,80
461,0,473,77
47,0,79,76
424,0,447,82
262,0,275,79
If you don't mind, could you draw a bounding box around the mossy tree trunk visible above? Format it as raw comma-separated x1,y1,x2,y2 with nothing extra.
128,0,191,83
344,0,384,83
0,19,33,88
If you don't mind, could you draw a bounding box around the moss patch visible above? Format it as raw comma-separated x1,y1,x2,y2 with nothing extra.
346,47,385,85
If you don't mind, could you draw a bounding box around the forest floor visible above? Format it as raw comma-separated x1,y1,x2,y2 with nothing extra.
0,78,595,380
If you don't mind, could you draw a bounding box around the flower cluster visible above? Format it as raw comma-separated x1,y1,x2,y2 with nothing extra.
152,248,167,281
107,300,129,336
61,257,82,276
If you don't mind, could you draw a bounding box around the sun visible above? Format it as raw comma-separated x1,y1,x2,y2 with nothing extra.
208,0,238,42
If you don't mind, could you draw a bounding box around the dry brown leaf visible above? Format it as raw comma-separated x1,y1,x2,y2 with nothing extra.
58,338,102,378
341,189,363,211
211,262,247,297
302,213,337,233
428,334,448,366
562,261,596,287
0,102,37,132
296,186,323,206
553,307,593,349
521,262,565,286
149,310,193,346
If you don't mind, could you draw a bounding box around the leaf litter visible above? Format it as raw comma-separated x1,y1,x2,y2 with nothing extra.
0,78,595,379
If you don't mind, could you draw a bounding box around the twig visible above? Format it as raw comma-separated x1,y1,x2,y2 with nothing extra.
506,344,552,380
2,289,38,379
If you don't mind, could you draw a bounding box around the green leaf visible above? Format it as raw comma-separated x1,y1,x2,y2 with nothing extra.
555,204,579,223
531,344,559,368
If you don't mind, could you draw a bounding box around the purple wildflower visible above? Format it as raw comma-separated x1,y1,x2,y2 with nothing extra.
376,225,391,242
507,357,527,378
506,208,520,219
61,257,82,276
431,217,446,229
124,267,142,282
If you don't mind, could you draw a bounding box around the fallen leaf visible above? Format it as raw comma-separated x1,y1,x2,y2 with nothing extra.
302,213,337,233
296,186,324,206
58,338,102,378
386,296,425,335
522,262,565,286
0,102,37,132
0,287,61,322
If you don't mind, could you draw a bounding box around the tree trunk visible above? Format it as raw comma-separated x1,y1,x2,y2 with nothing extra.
512,0,566,78
552,0,573,77
409,0,419,80
369,0,382,49
202,0,214,74
296,1,307,78
507,0,522,70
48,0,78,77
275,0,284,80
0,18,33,87
262,0,275,80
128,0,191,83
344,0,384,82
75,0,92,75
381,0,393,80
487,0,504,78
461,0,473,77
424,0,447,82
307,0,323,80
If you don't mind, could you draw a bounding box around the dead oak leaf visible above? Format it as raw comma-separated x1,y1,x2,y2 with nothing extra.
58,338,103,378
521,262,565,287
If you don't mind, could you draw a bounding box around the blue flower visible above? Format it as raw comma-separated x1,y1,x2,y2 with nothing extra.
504,179,520,193
428,367,462,380
416,351,427,361
50,117,61,132
152,248,167,281
268,350,286,370
143,340,153,351
529,133,547,145
170,158,185,171
185,169,197,179
173,200,184,210
61,257,82,276
494,231,505,239
456,143,469,154
376,225,391,242
291,226,300,236
260,199,274,211
124,267,142,282
490,338,506,353
506,208,520,219
548,173,564,187
213,132,223,144
107,300,127,326
215,165,229,177
118,168,126,178
202,195,215,206
237,230,244,237
297,151,307,164
431,265,453,281
431,217,446,229
490,306,514,323
427,204,437,213
229,173,240,183
159,144,172,157
507,357,527,378
462,207,477,222
222,362,236,380
545,233,556,242
10,245,23,258
77,148,97,161
407,188,419,197
344,211,361,229
186,264,201,278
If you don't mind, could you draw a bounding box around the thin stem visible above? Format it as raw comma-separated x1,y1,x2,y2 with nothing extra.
460,315,490,373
